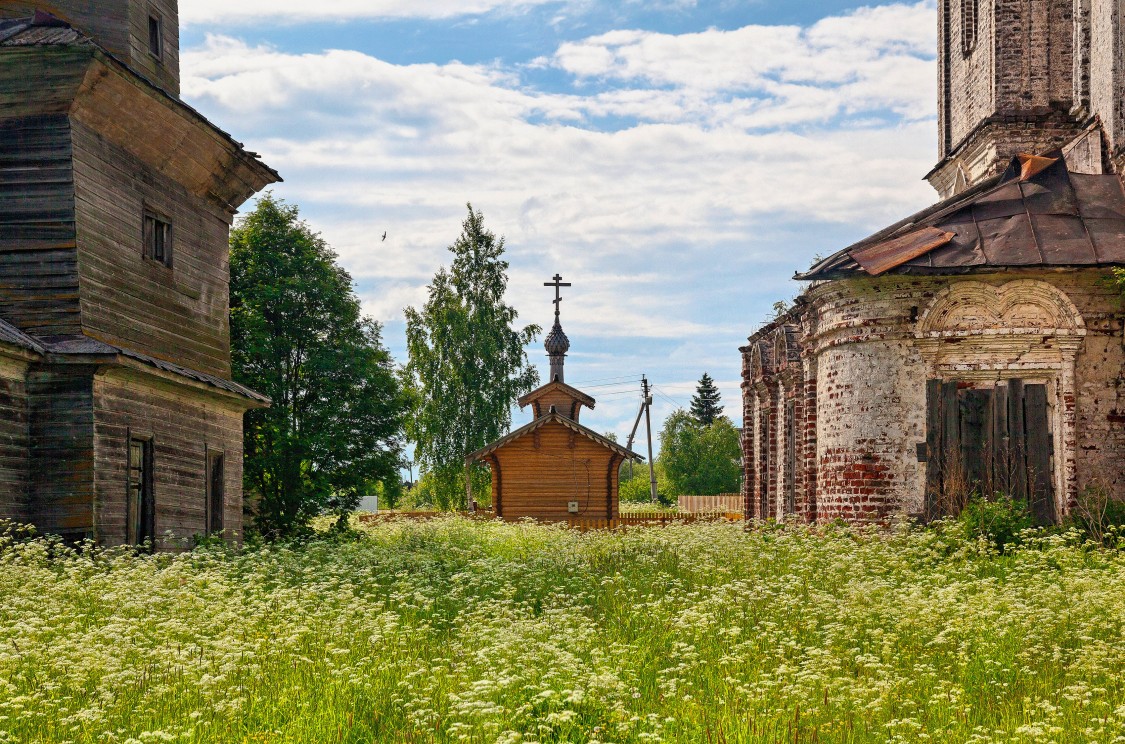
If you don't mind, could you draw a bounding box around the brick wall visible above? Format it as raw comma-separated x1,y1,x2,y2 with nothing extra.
741,269,1125,523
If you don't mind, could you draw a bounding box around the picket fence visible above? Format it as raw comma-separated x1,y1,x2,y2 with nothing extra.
677,493,743,514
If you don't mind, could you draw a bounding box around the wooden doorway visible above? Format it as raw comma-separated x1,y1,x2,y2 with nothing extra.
127,437,155,546
924,379,1054,524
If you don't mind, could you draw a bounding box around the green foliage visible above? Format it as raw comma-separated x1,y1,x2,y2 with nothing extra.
958,494,1034,550
689,372,723,425
5,520,1125,742
1067,484,1125,545
658,410,742,496
230,194,406,538
404,205,539,509
618,461,673,505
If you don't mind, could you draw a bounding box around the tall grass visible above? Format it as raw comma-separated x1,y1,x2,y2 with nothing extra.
2,518,1124,743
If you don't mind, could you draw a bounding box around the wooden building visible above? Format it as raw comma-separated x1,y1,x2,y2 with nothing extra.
466,277,640,521
0,4,278,545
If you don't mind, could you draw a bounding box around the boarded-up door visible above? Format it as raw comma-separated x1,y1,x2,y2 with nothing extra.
924,379,1054,524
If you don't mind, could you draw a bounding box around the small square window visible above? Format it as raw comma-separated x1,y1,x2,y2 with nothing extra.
143,211,173,267
148,14,163,60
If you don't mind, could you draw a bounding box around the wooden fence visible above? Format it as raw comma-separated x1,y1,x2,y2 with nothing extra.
677,493,743,514
356,510,743,531
566,512,743,531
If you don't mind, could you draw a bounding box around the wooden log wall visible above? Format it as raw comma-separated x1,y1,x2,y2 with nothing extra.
93,371,244,547
0,1,180,95
71,119,235,378
0,356,31,522
530,390,586,421
28,367,95,539
491,422,620,521
0,114,81,337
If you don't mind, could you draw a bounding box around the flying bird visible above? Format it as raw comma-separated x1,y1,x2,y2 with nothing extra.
381,232,387,242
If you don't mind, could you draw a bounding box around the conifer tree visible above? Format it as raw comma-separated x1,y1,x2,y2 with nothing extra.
690,372,723,425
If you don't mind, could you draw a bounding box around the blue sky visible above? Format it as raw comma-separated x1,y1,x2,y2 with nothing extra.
179,0,941,446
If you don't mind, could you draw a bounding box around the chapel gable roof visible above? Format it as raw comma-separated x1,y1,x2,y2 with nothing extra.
517,379,596,410
466,410,641,464
799,150,1125,280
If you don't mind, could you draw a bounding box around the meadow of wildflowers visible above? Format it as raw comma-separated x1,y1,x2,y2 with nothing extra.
2,518,1124,743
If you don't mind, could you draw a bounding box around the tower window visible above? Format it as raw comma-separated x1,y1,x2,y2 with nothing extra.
143,210,173,267
148,14,163,60
961,0,978,54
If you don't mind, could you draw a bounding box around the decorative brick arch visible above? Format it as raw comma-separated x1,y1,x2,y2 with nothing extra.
914,279,1088,510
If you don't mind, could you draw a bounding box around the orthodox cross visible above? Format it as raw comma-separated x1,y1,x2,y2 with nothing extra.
544,273,571,318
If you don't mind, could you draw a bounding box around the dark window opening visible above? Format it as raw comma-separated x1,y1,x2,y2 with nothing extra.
784,399,797,516
143,211,173,267
961,0,978,54
128,438,155,547
206,453,225,536
148,14,163,60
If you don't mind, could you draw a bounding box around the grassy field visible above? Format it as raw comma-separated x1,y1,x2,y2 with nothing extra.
1,518,1124,743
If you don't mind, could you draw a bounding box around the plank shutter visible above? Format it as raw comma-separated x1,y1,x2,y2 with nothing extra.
1024,384,1054,525
925,378,1054,523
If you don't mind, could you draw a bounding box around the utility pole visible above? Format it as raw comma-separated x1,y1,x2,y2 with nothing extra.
642,375,658,503
625,391,646,480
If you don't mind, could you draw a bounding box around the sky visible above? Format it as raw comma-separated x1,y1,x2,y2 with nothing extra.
179,0,942,448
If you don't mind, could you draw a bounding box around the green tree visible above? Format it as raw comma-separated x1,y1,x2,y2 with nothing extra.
659,410,742,496
404,204,540,509
230,194,406,537
690,372,723,425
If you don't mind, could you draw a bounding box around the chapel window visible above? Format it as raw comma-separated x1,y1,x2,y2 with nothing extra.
961,0,978,55
148,13,163,61
143,210,173,267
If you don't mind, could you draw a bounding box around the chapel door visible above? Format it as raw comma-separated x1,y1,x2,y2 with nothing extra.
924,379,1054,524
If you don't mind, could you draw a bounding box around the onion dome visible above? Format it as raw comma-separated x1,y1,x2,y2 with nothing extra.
544,319,570,356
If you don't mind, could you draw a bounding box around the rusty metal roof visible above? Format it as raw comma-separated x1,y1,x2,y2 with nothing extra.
798,152,1125,280
0,11,87,47
466,410,642,464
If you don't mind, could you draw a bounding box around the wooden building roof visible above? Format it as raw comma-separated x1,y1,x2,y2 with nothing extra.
518,379,596,410
465,409,641,465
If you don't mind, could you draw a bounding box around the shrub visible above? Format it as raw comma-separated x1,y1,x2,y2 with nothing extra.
1068,483,1125,546
959,494,1034,550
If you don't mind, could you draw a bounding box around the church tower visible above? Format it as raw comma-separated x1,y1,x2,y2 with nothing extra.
927,0,1090,198
0,1,180,93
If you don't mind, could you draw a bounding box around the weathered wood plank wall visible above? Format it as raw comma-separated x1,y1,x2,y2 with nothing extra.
92,372,244,546
0,114,81,337
28,367,94,538
0,357,31,522
72,120,234,377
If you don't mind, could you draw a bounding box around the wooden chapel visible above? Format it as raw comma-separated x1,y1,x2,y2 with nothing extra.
466,275,640,521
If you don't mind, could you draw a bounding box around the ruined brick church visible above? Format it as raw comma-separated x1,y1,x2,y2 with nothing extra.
0,2,278,544
743,0,1125,523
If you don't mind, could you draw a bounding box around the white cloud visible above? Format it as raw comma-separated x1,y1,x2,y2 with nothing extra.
178,0,555,26
181,4,942,434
